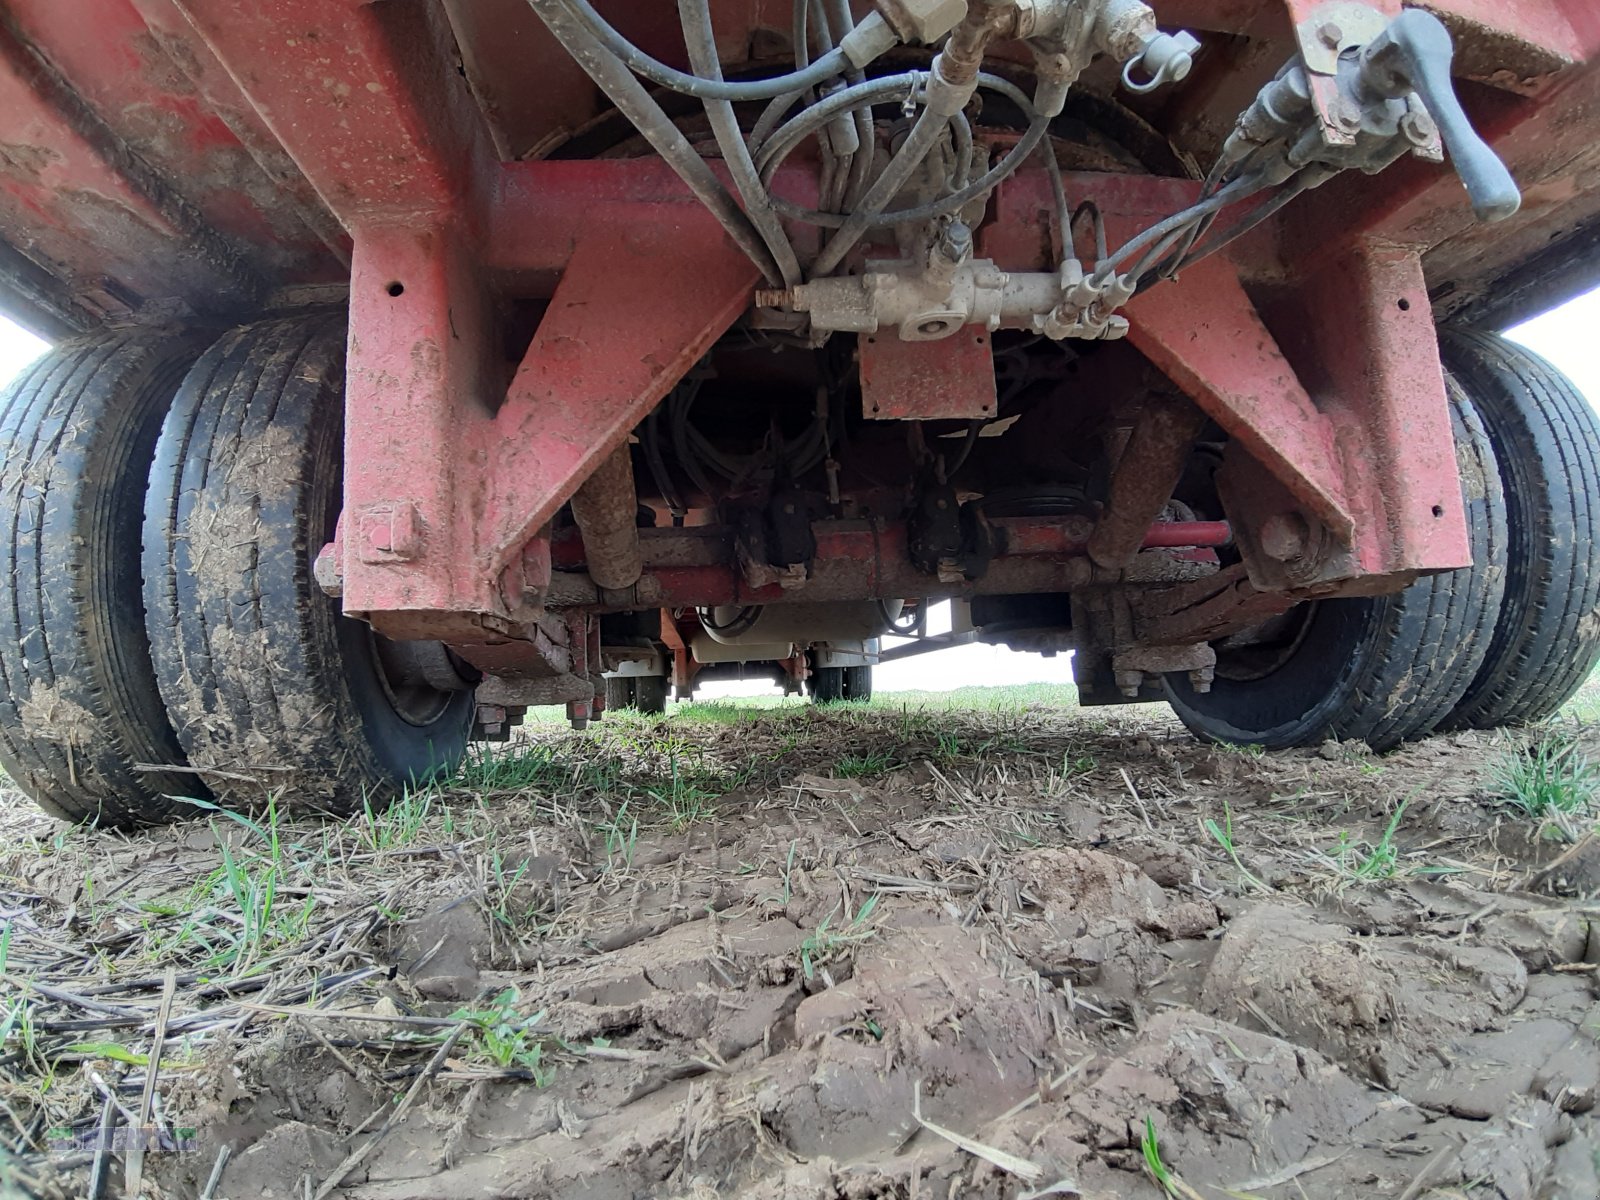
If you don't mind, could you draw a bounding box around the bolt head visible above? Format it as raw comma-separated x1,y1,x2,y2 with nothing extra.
1317,21,1343,48
1188,666,1215,694
313,544,343,598
1400,109,1437,147
1259,512,1310,561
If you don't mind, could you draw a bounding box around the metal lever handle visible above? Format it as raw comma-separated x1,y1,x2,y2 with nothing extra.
1358,10,1520,222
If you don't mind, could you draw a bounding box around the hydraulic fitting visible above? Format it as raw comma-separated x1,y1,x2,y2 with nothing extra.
1123,29,1201,93
839,11,900,67
873,0,970,44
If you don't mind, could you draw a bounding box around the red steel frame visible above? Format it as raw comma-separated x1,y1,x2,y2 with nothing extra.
2,1,1597,658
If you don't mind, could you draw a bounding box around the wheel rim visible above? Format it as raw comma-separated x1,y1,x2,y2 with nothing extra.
1212,603,1318,683
369,634,466,727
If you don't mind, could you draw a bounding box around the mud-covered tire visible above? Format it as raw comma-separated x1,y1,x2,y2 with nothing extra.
0,334,206,825
1165,377,1507,751
143,316,473,814
1436,331,1600,729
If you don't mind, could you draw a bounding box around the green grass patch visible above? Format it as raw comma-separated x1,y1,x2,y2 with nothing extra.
449,987,555,1083
833,750,897,778
800,892,883,981
1495,727,1597,819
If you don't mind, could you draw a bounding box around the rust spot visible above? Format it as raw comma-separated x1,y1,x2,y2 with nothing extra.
0,142,60,181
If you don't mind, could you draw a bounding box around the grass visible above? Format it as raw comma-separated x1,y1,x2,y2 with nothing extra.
1140,1116,1201,1200
159,798,320,975
666,683,1080,724
2,678,1591,1196
799,892,883,980
486,851,536,931
645,744,732,829
1494,727,1598,820
449,987,555,1083
1561,665,1600,724
1214,740,1267,758
360,788,434,851
833,750,897,778
1313,798,1424,886
1202,801,1269,893
1045,748,1097,795
596,800,639,872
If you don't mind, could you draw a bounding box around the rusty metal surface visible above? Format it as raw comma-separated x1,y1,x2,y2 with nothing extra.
1088,392,1209,569
1124,255,1355,541
858,327,999,420
1132,562,1305,646
545,515,1230,609
168,0,492,222
0,0,1593,668
478,217,764,588
1282,239,1470,578
569,445,644,592
0,6,265,321
0,0,1590,328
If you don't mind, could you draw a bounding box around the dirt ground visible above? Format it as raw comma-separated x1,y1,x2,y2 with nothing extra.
3,696,1600,1199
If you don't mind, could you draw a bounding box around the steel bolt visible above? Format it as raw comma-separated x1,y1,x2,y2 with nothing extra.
1259,512,1310,561
937,220,974,264
1317,21,1343,48
312,544,343,598
1116,668,1145,698
1188,665,1215,694
1400,108,1437,147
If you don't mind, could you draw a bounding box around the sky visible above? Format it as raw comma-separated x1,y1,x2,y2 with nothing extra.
1,285,1595,696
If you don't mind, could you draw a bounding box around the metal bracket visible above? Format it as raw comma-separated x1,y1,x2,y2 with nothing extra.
1294,1,1392,148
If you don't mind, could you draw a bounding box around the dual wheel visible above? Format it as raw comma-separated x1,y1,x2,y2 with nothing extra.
1168,332,1600,751
604,674,669,715
808,661,873,704
0,317,473,827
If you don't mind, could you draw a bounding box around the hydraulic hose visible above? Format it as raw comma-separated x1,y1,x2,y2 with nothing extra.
821,0,875,210
760,72,1049,231
528,0,785,286
680,0,803,286
553,0,856,102
1093,172,1264,283
809,101,946,278
767,114,1050,229
1135,170,1322,291
756,73,922,179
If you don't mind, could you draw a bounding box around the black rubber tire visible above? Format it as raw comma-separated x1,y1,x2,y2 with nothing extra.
634,674,669,715
143,316,473,814
809,665,846,704
844,664,873,702
1436,330,1600,729
605,676,637,712
1165,377,1507,751
0,334,206,826
809,662,872,704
